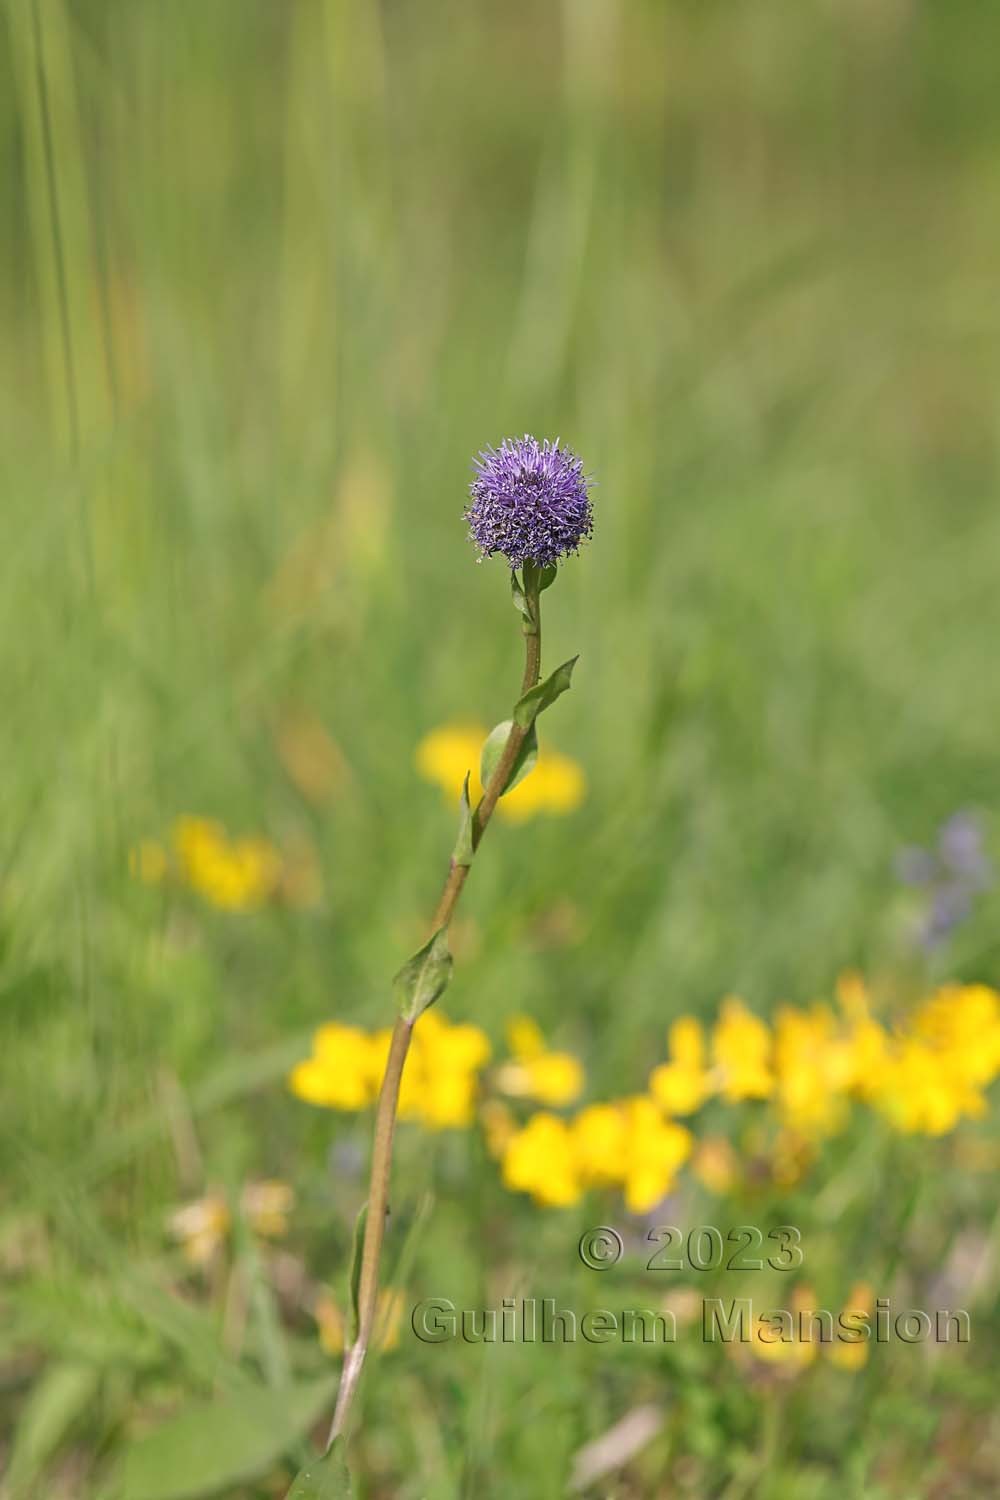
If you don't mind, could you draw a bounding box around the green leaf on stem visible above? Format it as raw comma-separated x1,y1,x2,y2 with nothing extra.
480,719,538,797
452,772,475,867
347,1203,368,1345
286,1438,353,1498
513,656,578,730
510,570,531,625
393,928,453,1022
514,562,557,630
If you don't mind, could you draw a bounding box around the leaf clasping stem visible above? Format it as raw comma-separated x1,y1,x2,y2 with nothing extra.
326,570,543,1446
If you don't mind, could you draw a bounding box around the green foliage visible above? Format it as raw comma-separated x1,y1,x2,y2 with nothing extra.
103,1380,338,1500
285,1440,353,1500
393,929,453,1021
2,0,1000,1495
480,719,539,795
347,1203,368,1345
5,1362,101,1500
452,772,475,867
513,656,578,731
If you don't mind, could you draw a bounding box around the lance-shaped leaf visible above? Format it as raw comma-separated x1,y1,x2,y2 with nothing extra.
286,1438,353,1499
104,1378,339,1500
513,656,578,731
480,720,538,798
452,772,475,867
393,928,453,1022
347,1202,368,1344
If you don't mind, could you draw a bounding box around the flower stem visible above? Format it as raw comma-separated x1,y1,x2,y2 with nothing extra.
328,1015,411,1442
327,572,543,1445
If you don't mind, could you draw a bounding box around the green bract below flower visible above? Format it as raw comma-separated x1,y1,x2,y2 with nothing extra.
466,435,594,568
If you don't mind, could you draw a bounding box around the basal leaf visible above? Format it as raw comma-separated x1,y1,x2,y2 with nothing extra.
106,1378,337,1500
286,1438,353,1498
6,1361,99,1498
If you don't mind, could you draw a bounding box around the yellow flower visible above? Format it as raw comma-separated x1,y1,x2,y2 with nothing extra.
169,1194,230,1266
419,1069,479,1129
288,1023,379,1111
868,982,1000,1135
914,984,1000,1089
502,1112,582,1206
872,1037,983,1135
502,1094,691,1212
499,748,587,822
367,1026,421,1119
572,1103,629,1186
746,1284,821,1372
772,1005,854,1137
836,973,889,1100
494,1014,584,1107
619,1096,693,1213
570,1097,692,1206
506,1015,546,1057
650,1017,712,1115
129,838,168,885
413,1012,492,1128
414,724,486,802
712,997,774,1101
368,1012,491,1130
419,1011,492,1074
415,724,586,823
240,1180,294,1239
828,1283,874,1371
316,1287,404,1355
171,816,282,911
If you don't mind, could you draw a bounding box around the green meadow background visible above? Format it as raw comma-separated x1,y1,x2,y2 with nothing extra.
2,1,1000,1496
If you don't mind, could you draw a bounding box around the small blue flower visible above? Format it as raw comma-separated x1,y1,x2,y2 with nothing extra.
896,809,993,951
466,435,593,569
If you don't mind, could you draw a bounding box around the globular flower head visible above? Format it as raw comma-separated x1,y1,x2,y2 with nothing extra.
466,435,593,569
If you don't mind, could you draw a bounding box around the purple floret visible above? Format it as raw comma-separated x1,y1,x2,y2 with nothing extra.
465,435,593,569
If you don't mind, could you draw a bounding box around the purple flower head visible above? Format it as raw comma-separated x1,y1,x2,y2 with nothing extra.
465,435,593,569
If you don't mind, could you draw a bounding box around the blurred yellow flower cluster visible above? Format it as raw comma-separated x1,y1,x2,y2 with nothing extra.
732,1283,876,1375
130,816,321,912
877,983,1000,1134
288,977,1000,1215
415,723,585,822
648,978,1000,1142
493,1015,584,1107
290,1013,492,1129
289,1011,584,1129
502,1097,693,1212
172,816,282,910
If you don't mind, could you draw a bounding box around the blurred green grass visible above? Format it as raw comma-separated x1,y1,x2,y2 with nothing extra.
2,1,1000,1496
